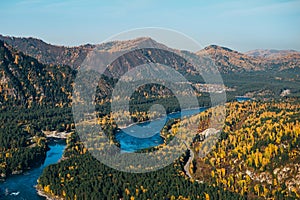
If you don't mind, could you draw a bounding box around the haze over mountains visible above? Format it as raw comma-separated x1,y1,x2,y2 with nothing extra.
245,49,299,58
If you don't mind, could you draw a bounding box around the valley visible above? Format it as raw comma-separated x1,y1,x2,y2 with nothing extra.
0,35,299,199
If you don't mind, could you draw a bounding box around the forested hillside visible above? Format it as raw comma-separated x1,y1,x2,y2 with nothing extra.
0,41,75,178
0,40,75,107
188,100,300,199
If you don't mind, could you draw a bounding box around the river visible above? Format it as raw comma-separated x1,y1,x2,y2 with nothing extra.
0,107,206,199
0,141,66,200
116,107,206,152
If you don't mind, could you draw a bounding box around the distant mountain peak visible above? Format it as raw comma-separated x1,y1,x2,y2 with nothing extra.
129,36,155,43
197,45,244,58
95,37,167,52
203,44,237,53
196,44,263,72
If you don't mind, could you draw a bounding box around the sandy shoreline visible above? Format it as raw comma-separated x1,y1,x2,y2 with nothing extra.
42,130,71,139
36,186,63,200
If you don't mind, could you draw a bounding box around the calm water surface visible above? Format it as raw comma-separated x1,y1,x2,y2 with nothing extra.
116,107,206,152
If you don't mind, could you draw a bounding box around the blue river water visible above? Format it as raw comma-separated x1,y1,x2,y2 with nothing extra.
116,107,206,152
0,141,66,200
236,97,252,102
0,107,206,199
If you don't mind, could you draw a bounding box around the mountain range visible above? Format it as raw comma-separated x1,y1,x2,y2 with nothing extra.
1,34,299,73
0,34,299,108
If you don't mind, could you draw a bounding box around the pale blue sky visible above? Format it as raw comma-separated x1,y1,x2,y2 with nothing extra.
0,0,299,52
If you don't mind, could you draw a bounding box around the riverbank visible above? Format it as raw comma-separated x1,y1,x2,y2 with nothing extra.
36,185,63,200
43,130,71,139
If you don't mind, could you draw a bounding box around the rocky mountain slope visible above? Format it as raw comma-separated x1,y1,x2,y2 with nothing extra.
197,45,300,73
0,34,93,69
0,35,168,70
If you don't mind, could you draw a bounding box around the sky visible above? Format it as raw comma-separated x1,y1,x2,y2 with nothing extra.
0,0,299,52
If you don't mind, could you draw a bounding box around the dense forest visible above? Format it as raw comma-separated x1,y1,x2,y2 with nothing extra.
0,105,74,179
38,134,245,200
187,99,300,199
